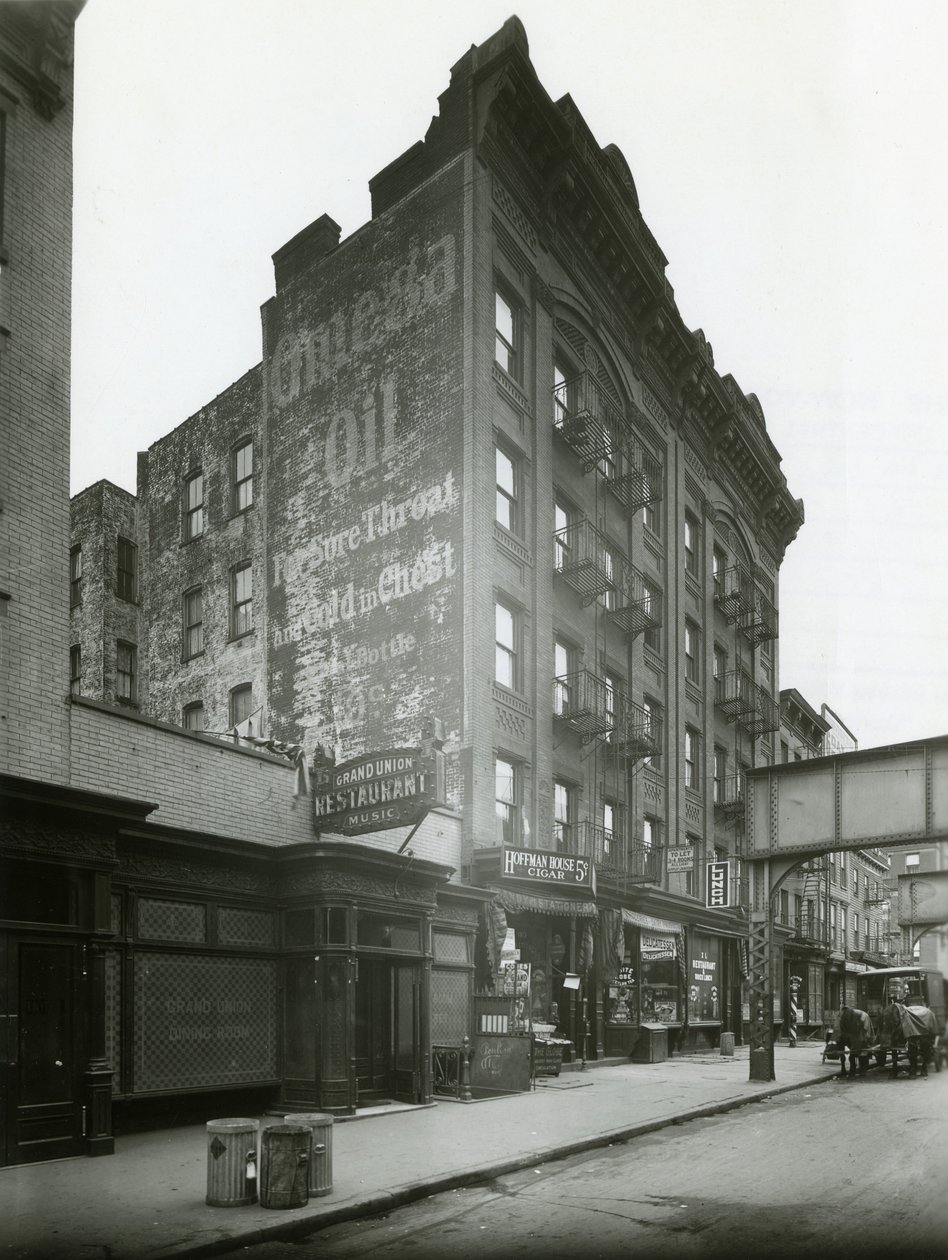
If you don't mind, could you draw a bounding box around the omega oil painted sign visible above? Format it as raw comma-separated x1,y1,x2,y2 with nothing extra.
502,847,593,888
706,861,731,909
313,748,430,835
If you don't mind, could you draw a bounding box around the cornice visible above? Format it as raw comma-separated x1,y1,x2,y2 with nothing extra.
0,1,84,120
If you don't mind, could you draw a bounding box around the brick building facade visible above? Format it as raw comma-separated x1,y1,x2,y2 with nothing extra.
71,14,807,1084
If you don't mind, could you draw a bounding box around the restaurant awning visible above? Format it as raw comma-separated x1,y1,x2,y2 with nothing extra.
621,909,681,934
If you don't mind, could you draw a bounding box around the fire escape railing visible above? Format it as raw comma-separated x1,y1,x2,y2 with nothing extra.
714,562,778,647
553,370,663,513
568,822,663,886
714,770,746,816
553,671,662,760
715,670,779,737
554,518,662,638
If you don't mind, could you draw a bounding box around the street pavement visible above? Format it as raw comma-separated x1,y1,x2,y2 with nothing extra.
1,1043,842,1260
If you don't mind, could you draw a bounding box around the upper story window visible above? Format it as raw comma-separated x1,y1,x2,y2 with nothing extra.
116,640,137,706
905,853,920,868
69,645,81,698
184,470,204,541
69,545,83,607
643,815,659,851
182,701,204,732
553,499,574,571
643,483,661,536
231,562,253,638
495,444,520,533
603,670,621,738
713,747,727,803
712,546,727,595
685,620,701,684
495,756,519,846
233,439,253,513
602,800,616,856
684,726,700,790
116,536,137,602
684,513,700,577
495,599,519,690
553,637,576,716
553,779,576,852
183,586,204,659
229,683,253,729
553,360,572,428
494,288,520,379
643,579,662,654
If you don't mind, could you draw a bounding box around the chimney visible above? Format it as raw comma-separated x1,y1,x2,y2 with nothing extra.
272,214,341,291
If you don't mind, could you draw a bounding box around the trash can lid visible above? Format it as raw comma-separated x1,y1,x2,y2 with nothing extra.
206,1117,260,1132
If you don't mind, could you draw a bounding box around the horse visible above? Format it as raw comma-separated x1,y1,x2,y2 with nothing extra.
836,1004,873,1077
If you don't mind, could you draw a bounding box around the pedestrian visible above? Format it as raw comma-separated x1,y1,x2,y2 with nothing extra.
881,994,905,1077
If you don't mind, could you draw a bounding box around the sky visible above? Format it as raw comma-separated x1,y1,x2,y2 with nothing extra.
69,0,948,753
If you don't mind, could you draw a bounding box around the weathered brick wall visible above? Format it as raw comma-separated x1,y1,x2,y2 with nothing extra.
69,698,311,846
138,367,264,734
0,12,78,785
70,480,140,704
262,160,466,784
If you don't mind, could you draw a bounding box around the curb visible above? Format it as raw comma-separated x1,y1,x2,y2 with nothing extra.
157,1071,835,1260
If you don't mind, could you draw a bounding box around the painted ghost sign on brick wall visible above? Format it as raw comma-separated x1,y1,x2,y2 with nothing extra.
264,161,465,766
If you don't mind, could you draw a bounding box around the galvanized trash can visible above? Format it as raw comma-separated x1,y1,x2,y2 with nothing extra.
284,1112,333,1197
205,1117,259,1207
720,1032,736,1056
259,1123,311,1210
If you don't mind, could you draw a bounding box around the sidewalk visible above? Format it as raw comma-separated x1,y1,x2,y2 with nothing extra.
1,1044,838,1260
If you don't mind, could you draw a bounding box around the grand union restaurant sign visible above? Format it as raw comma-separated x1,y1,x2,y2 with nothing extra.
313,748,432,836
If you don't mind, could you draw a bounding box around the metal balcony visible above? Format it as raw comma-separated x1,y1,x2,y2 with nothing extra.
574,822,663,886
714,562,778,646
714,770,746,817
553,669,618,742
865,881,891,904
554,517,622,605
743,587,778,648
793,913,828,945
553,371,616,471
715,670,779,737
608,560,663,638
607,441,663,515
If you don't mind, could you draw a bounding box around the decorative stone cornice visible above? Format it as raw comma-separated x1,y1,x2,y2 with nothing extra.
0,2,84,120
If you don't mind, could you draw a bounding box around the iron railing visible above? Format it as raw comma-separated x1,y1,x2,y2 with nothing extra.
715,670,779,736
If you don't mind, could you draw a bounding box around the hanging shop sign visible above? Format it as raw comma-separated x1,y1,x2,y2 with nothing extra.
666,846,695,872
640,932,677,960
502,846,593,888
312,747,435,835
706,860,731,909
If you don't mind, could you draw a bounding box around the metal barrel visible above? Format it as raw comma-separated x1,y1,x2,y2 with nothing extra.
284,1112,334,1196
205,1117,259,1207
259,1124,311,1210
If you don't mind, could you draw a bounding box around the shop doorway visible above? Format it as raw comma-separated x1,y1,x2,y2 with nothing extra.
354,959,422,1105
1,936,85,1166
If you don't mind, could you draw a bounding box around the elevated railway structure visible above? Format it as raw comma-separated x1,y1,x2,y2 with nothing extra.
744,736,948,1080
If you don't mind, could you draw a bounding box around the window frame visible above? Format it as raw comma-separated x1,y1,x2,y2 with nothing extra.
229,683,253,729
232,438,254,514
69,545,83,608
553,636,576,716
116,535,137,603
69,644,81,698
230,561,254,639
684,619,701,684
494,286,520,380
494,598,520,691
642,578,662,653
182,701,205,732
183,585,204,660
495,755,520,846
684,512,700,578
116,639,137,706
183,470,205,542
553,358,573,429
684,726,701,790
495,441,520,535
553,778,576,852
713,746,727,804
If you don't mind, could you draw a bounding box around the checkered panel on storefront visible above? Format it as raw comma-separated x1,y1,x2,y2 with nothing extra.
105,948,122,1091
132,953,278,1093
137,898,206,943
217,906,275,947
431,967,471,1045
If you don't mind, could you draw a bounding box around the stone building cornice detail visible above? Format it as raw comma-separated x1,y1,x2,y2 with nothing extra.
0,1,84,120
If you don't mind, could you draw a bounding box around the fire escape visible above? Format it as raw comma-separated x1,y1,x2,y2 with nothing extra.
554,516,662,639
715,669,779,738
715,561,778,649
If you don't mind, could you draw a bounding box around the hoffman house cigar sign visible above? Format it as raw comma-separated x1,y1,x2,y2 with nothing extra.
313,748,434,835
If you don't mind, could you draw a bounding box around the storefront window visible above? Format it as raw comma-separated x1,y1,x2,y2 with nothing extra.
640,931,680,1024
687,933,722,1023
